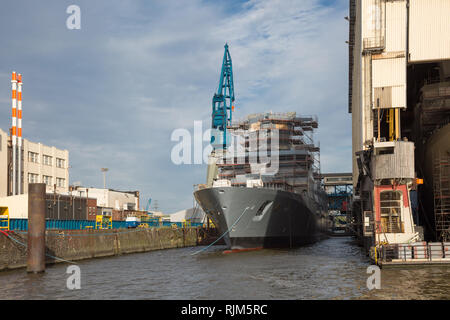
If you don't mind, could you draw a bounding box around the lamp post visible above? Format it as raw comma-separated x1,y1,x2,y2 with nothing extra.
101,168,108,189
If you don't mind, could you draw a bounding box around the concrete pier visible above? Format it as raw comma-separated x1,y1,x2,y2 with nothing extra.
1,227,212,272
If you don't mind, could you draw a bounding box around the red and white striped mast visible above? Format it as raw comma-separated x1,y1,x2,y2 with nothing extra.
17,73,23,194
11,71,17,195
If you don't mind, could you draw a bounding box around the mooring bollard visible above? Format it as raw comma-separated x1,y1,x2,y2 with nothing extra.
27,183,46,273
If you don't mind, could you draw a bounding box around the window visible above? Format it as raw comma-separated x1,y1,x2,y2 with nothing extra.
43,175,52,186
28,173,39,183
28,151,39,163
56,158,65,168
43,155,52,166
380,191,403,233
56,177,65,187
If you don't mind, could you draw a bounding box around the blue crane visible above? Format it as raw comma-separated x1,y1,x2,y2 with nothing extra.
145,198,151,213
211,43,235,150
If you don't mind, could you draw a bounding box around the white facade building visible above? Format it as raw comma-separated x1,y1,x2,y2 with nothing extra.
0,127,69,196
72,187,139,211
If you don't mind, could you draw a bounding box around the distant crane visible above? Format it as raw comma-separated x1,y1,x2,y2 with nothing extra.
153,200,159,212
211,43,235,150
145,198,152,213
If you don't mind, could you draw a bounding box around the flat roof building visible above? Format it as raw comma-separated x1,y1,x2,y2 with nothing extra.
70,187,139,211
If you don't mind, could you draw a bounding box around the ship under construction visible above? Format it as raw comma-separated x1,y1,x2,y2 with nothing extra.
194,45,328,249
195,112,329,249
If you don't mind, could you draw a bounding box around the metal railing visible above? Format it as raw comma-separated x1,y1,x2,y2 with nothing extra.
363,37,385,51
376,242,449,263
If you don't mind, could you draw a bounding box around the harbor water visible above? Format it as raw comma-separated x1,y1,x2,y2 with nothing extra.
0,237,449,300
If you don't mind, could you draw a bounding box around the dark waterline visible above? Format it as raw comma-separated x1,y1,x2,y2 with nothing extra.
0,237,449,299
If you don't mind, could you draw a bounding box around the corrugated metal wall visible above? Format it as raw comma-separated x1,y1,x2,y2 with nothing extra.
372,57,406,88
362,0,386,49
45,195,87,220
7,219,204,231
385,0,406,52
409,0,450,62
8,219,127,230
372,57,406,109
372,141,415,180
370,1,407,110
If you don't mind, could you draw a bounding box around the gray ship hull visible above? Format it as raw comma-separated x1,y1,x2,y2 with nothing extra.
194,187,325,249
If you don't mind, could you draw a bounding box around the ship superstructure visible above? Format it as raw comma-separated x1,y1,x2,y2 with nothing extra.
216,112,321,196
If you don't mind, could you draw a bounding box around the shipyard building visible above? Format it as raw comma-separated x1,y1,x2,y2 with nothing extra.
348,0,450,247
1,184,140,222
70,187,140,221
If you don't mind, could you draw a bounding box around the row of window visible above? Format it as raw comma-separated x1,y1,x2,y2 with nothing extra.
28,152,65,168
28,173,65,187
88,207,97,216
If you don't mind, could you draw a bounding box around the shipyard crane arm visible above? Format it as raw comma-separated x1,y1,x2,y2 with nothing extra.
211,43,235,150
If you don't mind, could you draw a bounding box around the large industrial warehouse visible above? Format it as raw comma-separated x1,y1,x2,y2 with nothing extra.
348,0,450,247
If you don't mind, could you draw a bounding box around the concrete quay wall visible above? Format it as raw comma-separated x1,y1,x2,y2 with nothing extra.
0,227,201,271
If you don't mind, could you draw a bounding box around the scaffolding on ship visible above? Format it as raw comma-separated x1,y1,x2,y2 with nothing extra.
216,112,321,195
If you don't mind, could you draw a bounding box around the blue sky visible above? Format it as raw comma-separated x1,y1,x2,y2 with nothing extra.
0,0,351,213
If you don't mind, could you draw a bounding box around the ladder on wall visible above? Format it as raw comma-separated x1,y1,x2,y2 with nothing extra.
433,152,450,241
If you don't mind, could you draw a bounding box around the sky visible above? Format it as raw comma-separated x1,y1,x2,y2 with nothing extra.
0,0,351,213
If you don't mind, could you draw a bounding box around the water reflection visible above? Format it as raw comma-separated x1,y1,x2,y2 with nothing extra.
0,237,448,299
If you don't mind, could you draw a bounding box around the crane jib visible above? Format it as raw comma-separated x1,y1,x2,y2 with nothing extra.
211,43,235,150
